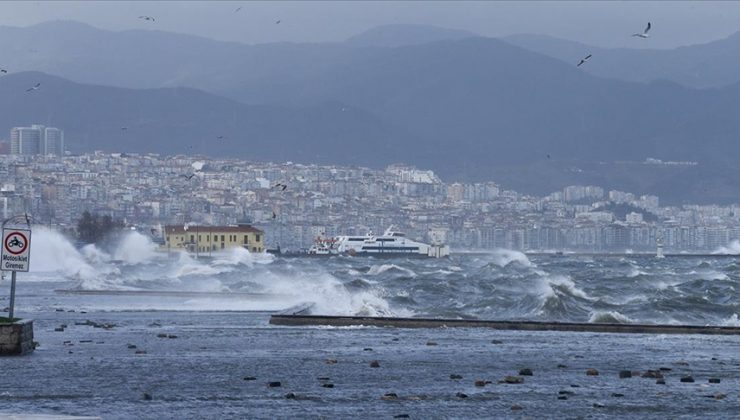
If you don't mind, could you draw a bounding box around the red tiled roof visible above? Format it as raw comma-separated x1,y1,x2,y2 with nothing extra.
165,225,263,234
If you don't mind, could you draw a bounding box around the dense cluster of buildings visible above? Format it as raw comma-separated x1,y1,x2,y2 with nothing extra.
0,151,739,253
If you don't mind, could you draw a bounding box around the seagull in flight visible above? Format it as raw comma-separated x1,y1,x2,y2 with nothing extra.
25,83,41,92
577,54,592,67
139,15,155,22
273,183,287,191
234,6,242,13
0,68,7,74
181,173,197,180
216,135,226,140
121,126,128,131
632,22,651,38
275,20,281,24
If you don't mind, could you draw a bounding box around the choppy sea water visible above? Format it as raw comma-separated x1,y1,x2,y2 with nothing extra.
5,227,738,326
0,228,738,418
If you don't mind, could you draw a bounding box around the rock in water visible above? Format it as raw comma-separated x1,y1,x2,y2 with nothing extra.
502,376,524,384
656,379,666,385
381,393,398,400
456,392,468,399
243,376,257,381
680,376,695,383
326,359,338,364
426,341,438,346
708,378,721,384
394,415,410,419
474,380,486,387
321,383,334,388
284,393,296,399
143,393,152,401
511,405,523,410
268,381,282,388
586,368,599,376
642,370,663,379
370,360,380,368
519,368,533,376
449,374,463,380
619,370,632,379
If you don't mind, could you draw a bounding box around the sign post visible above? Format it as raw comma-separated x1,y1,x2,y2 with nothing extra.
1,227,31,319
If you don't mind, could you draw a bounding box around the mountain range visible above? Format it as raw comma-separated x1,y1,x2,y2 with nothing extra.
2,21,740,204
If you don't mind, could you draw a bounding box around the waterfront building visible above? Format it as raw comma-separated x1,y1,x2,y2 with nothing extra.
164,223,265,254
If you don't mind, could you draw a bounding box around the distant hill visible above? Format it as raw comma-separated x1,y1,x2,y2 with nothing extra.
0,72,417,165
503,32,740,88
0,20,355,97
346,24,477,47
5,23,740,203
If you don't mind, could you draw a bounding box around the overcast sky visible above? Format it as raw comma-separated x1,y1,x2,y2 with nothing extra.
0,1,739,49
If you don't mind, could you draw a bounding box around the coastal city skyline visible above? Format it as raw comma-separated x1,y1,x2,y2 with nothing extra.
2,149,739,253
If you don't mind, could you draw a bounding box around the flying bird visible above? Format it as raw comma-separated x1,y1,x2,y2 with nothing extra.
216,135,226,140
25,83,40,92
121,127,128,131
139,15,155,22
632,22,651,38
275,20,281,24
181,173,197,180
0,69,7,74
235,6,242,12
577,54,592,67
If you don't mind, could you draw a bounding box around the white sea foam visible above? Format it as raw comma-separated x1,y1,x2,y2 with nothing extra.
588,310,634,324
712,240,740,255
367,264,417,278
113,231,158,264
81,244,111,264
489,249,533,267
212,247,274,267
28,227,98,281
536,275,595,301
722,313,740,327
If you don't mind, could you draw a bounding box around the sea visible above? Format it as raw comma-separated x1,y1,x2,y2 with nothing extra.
0,228,737,418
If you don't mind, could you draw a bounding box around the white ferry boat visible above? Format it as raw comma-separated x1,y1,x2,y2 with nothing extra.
307,226,449,258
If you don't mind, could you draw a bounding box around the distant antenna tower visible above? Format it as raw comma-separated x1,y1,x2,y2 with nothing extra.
656,235,665,259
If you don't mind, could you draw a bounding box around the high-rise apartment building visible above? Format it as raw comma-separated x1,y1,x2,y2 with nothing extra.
10,125,64,156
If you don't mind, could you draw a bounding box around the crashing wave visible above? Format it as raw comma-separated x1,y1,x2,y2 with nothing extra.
588,310,634,324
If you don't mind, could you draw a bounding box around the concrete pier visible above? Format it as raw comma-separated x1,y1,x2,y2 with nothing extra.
269,314,740,335
0,319,34,355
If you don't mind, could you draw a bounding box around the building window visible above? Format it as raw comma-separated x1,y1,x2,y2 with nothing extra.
256,234,261,242
190,234,194,242
244,235,248,244
199,235,202,241
221,235,225,242
221,243,225,249
252,247,257,252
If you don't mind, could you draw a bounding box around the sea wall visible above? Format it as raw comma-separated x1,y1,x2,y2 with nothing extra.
0,320,34,355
